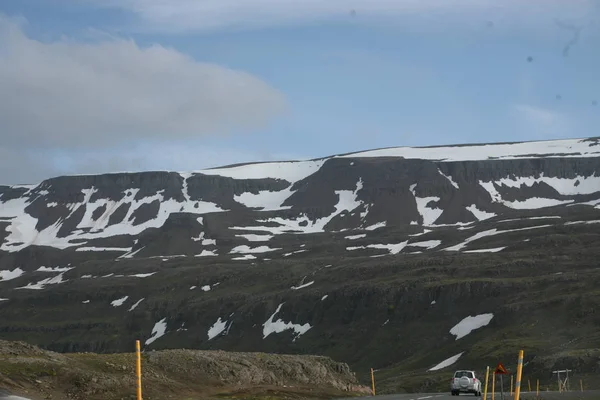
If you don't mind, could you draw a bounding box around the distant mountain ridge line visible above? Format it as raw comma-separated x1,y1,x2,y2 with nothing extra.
3,136,599,186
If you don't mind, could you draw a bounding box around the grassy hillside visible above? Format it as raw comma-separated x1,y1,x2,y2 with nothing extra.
0,340,369,400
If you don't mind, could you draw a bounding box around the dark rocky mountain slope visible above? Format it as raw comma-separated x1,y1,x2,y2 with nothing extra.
1,137,600,393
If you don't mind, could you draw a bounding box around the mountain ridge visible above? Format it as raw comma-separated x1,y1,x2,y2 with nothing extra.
1,136,600,393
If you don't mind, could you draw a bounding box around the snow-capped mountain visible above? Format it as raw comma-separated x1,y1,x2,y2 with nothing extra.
1,137,599,259
1,137,600,393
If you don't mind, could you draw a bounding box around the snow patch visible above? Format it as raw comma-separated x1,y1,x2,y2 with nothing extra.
263,303,312,341
145,318,167,346
230,179,364,235
479,181,574,209
16,272,67,290
236,234,273,242
466,205,496,221
128,298,144,311
111,296,129,307
450,313,494,340
195,249,217,257
464,247,506,253
76,247,132,252
283,249,307,257
347,241,408,255
410,184,443,226
409,240,441,250
0,267,24,281
340,138,600,162
230,245,280,254
438,169,459,189
444,225,551,251
429,352,464,371
291,278,314,290
364,222,386,231
129,272,156,278
37,266,73,273
207,317,228,340
345,234,367,240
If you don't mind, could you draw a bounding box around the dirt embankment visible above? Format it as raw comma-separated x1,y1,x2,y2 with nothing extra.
0,340,370,400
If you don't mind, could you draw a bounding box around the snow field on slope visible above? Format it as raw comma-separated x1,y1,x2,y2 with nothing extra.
230,245,281,254
2,139,599,255
16,272,68,290
230,179,365,235
477,173,600,210
262,303,311,342
438,169,459,189
429,352,464,371
111,296,128,307
205,160,326,211
340,138,600,161
450,313,494,340
466,205,496,221
0,268,24,281
444,224,552,252
410,184,443,226
128,298,144,311
207,317,228,340
0,183,224,252
145,318,167,346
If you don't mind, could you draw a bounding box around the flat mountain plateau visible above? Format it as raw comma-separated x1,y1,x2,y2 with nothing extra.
1,137,600,395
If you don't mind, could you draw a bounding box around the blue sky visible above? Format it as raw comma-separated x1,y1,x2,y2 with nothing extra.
0,0,599,183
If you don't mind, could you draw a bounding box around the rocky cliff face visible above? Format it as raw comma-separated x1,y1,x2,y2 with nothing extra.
1,137,600,393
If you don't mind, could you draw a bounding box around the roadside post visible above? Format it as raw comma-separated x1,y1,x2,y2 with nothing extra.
492,372,495,400
370,368,375,396
483,366,490,400
136,340,143,400
514,350,524,400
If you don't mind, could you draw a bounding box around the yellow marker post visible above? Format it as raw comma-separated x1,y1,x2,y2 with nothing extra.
580,379,583,392
536,379,539,397
370,368,376,396
483,366,490,400
491,372,495,400
510,374,513,396
528,379,531,393
514,350,524,400
136,340,143,400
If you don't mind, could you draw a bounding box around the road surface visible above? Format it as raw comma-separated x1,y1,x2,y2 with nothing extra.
0,389,31,400
341,391,600,400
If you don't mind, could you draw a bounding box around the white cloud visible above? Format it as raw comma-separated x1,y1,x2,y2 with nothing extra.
92,0,597,33
0,15,286,149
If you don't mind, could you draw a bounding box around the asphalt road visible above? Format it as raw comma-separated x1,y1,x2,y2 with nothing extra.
0,389,31,400
342,391,600,400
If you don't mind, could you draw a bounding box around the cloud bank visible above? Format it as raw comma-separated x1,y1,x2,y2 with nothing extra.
0,16,285,148
0,15,286,183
